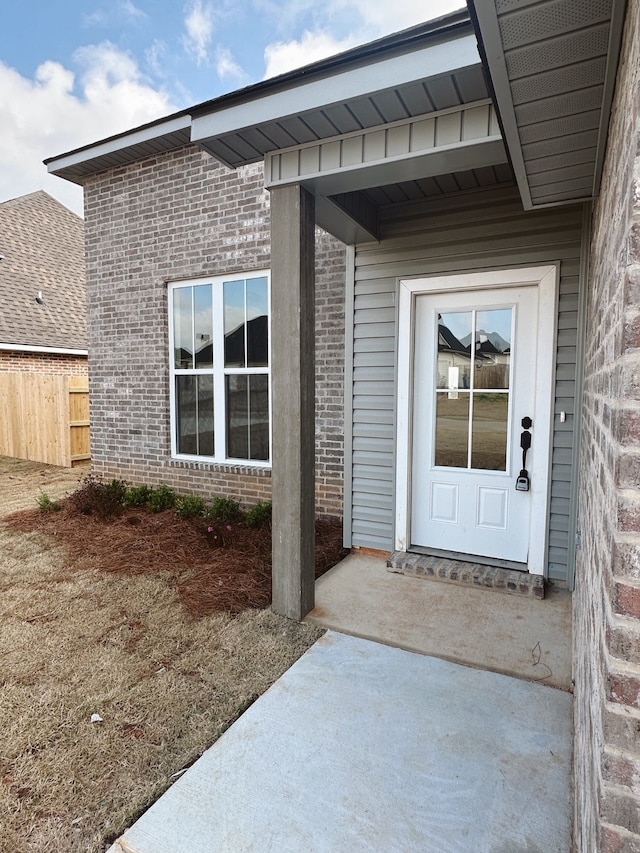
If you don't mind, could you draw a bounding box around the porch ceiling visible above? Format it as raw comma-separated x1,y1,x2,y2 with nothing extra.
470,0,627,209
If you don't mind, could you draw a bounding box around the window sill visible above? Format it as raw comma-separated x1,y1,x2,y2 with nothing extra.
168,457,272,477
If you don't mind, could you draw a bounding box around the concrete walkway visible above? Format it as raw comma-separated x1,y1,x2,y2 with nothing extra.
109,631,573,853
309,553,573,690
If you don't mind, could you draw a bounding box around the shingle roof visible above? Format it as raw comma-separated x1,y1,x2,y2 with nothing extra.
0,191,86,351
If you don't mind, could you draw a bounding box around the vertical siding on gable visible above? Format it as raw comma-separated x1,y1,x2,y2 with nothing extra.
350,185,585,583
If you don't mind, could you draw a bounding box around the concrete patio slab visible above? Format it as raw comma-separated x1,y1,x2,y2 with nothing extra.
109,631,572,853
308,554,573,690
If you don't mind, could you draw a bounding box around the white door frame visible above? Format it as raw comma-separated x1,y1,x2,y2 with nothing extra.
395,265,559,575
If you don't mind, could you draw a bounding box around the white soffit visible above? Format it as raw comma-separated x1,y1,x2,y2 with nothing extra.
471,0,627,209
191,35,485,169
45,115,192,186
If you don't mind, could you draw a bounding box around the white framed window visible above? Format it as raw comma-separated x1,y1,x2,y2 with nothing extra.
168,271,271,466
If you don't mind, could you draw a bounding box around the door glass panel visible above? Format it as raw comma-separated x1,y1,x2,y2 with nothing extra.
473,309,512,390
437,312,472,390
471,392,509,470
435,392,469,468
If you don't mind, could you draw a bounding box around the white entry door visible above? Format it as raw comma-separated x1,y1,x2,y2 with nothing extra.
407,273,555,569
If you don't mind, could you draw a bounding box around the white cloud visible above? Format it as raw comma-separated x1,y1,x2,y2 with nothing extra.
145,38,168,78
0,45,176,216
183,0,215,66
264,30,357,78
121,0,147,19
263,0,465,77
215,46,248,83
329,0,465,32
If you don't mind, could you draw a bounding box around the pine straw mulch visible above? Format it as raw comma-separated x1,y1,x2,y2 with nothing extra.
5,504,348,617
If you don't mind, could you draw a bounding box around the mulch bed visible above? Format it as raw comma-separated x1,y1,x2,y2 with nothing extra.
5,505,348,617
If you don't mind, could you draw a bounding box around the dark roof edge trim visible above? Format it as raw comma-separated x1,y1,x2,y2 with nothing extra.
190,10,472,118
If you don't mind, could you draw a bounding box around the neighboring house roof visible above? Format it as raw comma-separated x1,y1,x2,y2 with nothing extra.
0,191,87,354
438,322,469,355
45,2,626,219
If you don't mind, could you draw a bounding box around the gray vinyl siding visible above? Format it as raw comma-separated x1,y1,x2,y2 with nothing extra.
349,185,585,583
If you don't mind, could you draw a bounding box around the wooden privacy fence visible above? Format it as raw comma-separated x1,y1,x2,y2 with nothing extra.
0,373,90,467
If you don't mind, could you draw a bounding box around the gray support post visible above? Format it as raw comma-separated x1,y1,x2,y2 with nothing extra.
270,184,316,620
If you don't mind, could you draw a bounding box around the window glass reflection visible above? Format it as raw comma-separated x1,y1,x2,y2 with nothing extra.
173,287,193,369
194,285,213,368
473,309,512,390
226,374,270,461
224,280,245,367
471,393,509,470
435,392,469,468
176,375,215,456
437,312,472,390
247,277,269,367
197,375,214,456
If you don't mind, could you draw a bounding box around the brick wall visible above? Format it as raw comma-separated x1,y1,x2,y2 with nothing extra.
0,350,87,375
575,2,640,850
84,146,344,516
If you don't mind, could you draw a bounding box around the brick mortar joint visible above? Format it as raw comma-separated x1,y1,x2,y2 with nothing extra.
606,654,640,678
603,743,640,762
600,822,640,842
614,531,640,547
608,609,640,633
612,576,640,590
603,780,640,801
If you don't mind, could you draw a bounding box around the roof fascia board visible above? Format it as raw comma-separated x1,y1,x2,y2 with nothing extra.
470,1,533,210
593,0,627,194
0,343,88,356
191,34,480,144
46,114,192,176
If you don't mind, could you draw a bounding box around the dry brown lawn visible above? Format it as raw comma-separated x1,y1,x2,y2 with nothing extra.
0,458,328,852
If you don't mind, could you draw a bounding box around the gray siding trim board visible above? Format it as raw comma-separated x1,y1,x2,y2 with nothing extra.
350,185,585,582
343,246,356,549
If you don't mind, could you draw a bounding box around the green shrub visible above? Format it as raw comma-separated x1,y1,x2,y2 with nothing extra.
37,492,61,513
123,484,152,508
67,475,127,518
175,494,207,519
146,484,176,513
245,501,272,529
208,496,244,524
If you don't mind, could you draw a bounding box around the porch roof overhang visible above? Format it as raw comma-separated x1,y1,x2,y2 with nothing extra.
45,2,626,227
469,0,627,209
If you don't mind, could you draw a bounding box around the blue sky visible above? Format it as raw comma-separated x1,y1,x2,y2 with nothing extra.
0,0,463,215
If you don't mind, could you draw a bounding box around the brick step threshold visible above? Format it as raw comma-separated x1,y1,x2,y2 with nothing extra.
387,551,545,600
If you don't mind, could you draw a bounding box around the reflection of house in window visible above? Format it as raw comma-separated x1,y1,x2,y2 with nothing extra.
468,334,510,389
224,314,268,367
169,273,270,463
437,318,471,389
195,335,212,367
